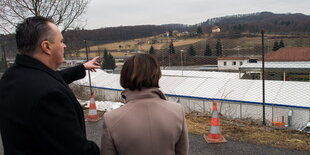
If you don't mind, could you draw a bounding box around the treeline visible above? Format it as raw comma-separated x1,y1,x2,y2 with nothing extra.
201,12,310,33
63,24,189,51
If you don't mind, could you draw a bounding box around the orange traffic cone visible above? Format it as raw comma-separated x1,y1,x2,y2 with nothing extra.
203,101,227,143
86,93,101,122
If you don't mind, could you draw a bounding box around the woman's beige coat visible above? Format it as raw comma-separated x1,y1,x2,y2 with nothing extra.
101,88,189,155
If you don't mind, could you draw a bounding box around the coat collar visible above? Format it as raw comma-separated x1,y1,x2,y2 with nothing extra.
14,54,66,85
121,87,166,103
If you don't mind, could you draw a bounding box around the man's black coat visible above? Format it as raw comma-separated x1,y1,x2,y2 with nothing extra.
0,55,99,155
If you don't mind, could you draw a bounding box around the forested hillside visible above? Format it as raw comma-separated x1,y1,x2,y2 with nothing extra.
1,12,310,57
63,12,310,49
202,12,310,33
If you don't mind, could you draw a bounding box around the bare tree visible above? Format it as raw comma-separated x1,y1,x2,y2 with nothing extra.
0,0,89,34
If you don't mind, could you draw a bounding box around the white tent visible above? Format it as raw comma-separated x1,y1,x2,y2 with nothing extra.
75,70,310,129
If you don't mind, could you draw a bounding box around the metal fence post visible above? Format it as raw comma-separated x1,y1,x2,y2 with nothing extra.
261,30,266,125
203,100,206,113
309,109,310,123
188,98,191,112
240,102,242,119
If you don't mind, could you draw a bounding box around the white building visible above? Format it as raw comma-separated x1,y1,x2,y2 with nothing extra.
218,57,259,71
61,59,85,68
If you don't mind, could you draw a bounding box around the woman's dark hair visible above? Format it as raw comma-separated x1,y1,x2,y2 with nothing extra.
120,53,161,90
15,16,54,55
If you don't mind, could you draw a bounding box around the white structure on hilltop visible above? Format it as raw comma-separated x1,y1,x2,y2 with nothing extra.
212,26,220,33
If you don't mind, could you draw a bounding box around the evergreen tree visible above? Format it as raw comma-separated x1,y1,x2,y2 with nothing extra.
102,49,108,64
279,40,285,48
102,49,108,69
168,30,173,37
107,53,116,69
272,41,280,51
168,41,175,55
216,39,222,56
204,43,212,56
101,49,116,70
196,26,203,34
187,45,196,56
149,46,156,55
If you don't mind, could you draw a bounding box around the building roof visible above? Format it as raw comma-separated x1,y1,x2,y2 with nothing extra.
265,47,310,61
161,70,241,79
218,57,250,60
240,61,310,70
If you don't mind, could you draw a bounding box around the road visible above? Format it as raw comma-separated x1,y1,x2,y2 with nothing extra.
0,119,309,155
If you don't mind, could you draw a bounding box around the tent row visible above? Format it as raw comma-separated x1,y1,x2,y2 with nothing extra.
76,70,310,109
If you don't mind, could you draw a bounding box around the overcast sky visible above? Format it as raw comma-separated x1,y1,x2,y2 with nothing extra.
84,0,310,30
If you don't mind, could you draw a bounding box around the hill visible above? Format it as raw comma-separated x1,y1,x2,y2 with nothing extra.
73,30,310,61
67,12,310,43
201,12,310,33
64,12,310,59
1,12,310,58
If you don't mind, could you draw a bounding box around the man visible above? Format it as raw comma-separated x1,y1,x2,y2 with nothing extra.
0,16,100,154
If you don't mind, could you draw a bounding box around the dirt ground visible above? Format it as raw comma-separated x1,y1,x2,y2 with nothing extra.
86,109,310,152
186,112,310,152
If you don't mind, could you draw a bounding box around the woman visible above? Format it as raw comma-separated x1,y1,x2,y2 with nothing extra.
101,54,189,155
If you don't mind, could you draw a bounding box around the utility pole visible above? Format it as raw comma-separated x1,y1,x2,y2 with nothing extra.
261,30,266,125
168,51,171,67
180,50,184,76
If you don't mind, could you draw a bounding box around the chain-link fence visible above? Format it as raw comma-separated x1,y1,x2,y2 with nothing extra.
2,30,310,130
155,32,310,130
73,31,310,130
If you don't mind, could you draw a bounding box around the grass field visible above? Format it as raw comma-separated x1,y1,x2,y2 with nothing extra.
187,112,310,151
79,37,204,52
75,32,310,58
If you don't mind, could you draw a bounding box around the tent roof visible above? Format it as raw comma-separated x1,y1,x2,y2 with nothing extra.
76,69,310,109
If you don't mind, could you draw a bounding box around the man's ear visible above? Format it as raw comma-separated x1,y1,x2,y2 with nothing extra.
40,40,52,55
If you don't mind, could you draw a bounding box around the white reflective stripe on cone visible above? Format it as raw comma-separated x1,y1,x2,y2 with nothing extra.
88,109,97,115
209,126,221,134
212,111,219,118
90,98,95,103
